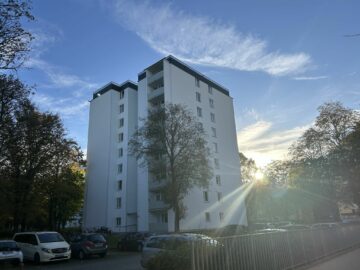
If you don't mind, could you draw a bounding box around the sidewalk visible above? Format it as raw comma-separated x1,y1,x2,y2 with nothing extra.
307,248,360,270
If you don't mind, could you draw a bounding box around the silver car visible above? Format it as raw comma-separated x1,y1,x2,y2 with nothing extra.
0,240,23,266
141,233,219,269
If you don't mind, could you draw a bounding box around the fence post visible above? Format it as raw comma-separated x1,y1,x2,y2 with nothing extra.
191,240,195,270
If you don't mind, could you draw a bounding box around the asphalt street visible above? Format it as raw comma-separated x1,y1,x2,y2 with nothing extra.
2,251,143,270
307,248,360,270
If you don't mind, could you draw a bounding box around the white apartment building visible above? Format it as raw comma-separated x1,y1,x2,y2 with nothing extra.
83,56,247,233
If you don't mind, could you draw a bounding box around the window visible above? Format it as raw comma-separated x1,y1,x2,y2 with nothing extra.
211,127,217,137
214,158,220,169
209,98,214,108
217,192,222,202
119,148,123,157
205,212,211,222
216,175,221,185
203,191,209,202
119,133,124,142
157,213,168,224
210,113,215,123
208,85,213,94
116,217,121,226
219,212,224,221
119,118,124,128
119,91,124,99
213,142,218,153
119,104,124,113
161,213,168,223
197,122,203,130
196,92,201,102
195,78,200,87
116,197,122,208
118,164,123,173
197,107,202,117
118,180,122,190
155,192,162,201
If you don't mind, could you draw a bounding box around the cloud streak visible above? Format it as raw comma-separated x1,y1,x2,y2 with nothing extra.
32,93,89,118
113,0,311,76
293,75,328,81
237,121,309,166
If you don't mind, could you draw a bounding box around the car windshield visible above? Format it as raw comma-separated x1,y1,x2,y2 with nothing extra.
37,233,65,243
0,241,18,251
88,234,106,242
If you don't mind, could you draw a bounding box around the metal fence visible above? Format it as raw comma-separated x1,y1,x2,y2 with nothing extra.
191,225,360,270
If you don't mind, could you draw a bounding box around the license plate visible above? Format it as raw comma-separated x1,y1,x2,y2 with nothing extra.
95,244,103,248
55,254,64,257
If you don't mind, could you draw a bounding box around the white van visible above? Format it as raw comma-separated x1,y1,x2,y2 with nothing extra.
13,231,71,263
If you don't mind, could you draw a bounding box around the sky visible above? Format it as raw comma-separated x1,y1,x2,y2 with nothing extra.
17,0,360,167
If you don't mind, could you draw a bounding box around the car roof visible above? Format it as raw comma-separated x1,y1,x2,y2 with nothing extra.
14,231,59,234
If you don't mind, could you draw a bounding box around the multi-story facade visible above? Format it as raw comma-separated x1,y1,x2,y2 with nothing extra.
84,56,247,233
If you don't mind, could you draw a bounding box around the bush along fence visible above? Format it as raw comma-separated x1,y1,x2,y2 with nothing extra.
191,224,360,270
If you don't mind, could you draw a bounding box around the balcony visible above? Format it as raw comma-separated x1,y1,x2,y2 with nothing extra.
149,222,168,232
148,86,164,100
148,70,163,87
149,199,168,211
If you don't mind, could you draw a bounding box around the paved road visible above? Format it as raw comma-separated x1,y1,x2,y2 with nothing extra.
2,251,143,270
307,248,360,270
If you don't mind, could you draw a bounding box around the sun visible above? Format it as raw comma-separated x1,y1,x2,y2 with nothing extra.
254,171,264,181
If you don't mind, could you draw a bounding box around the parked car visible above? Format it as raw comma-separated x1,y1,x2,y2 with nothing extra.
13,231,71,263
70,233,108,259
141,233,220,269
0,240,23,266
255,228,287,234
279,224,310,231
311,223,340,230
117,232,154,252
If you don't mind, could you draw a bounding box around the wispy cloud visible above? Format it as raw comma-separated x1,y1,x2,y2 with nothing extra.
293,75,328,81
112,0,311,76
24,23,97,121
26,57,98,92
32,93,89,118
237,121,309,166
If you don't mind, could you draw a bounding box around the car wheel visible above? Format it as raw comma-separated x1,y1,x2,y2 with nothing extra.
34,253,40,264
137,243,143,252
99,253,106,258
78,250,86,260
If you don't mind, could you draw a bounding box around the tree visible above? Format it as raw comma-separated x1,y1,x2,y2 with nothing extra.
264,160,291,186
0,74,31,162
0,100,84,231
129,104,212,232
239,152,257,183
289,102,360,221
0,0,34,70
291,102,359,160
40,139,84,230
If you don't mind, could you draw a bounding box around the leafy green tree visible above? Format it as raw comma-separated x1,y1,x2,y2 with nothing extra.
0,75,32,162
239,152,257,183
129,104,212,232
0,0,34,70
264,160,292,186
289,102,359,221
0,100,84,231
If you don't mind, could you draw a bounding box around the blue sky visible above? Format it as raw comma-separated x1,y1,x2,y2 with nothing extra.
18,0,360,166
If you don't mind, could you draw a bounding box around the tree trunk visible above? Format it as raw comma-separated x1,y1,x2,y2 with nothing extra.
174,202,180,232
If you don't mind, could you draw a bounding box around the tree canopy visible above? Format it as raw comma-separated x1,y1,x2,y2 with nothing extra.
0,0,34,70
129,103,212,232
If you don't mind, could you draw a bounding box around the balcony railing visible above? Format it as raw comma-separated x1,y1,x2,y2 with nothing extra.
148,86,164,100
148,70,164,87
